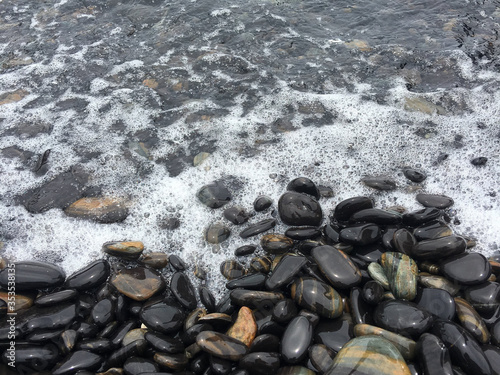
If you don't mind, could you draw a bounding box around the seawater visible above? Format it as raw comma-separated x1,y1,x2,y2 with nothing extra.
0,0,499,294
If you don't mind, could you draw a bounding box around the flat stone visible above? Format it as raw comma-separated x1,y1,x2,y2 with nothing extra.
110,267,165,301
64,197,129,223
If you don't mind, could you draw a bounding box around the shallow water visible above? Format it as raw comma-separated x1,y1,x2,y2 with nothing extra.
0,0,499,293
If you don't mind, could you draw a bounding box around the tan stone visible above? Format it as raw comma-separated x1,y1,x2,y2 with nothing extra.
345,39,371,52
110,267,165,301
404,96,447,115
143,79,159,89
65,197,129,223
0,89,29,105
0,291,33,312
226,306,257,347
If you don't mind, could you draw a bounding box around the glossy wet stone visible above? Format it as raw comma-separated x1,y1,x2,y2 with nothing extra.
416,333,453,375
240,219,276,238
333,196,374,222
350,208,402,225
374,300,433,339
145,331,184,354
105,339,147,368
260,234,294,254
0,291,33,312
272,299,298,324
265,255,307,290
52,350,103,375
392,228,416,255
250,256,272,273
227,273,267,290
154,353,188,371
250,334,280,353
367,262,390,289
139,252,169,269
413,220,453,241
197,181,232,208
209,355,232,374
350,288,374,325
220,260,246,280
123,357,159,375
285,226,321,240
416,193,454,209
291,277,343,319
482,345,500,375
102,241,144,260
196,331,248,361
226,306,257,347
254,195,273,211
239,352,280,375
440,253,491,286
140,302,184,334
454,297,490,344
403,207,441,227
362,280,385,305
110,267,165,301
325,336,411,375
380,252,418,301
1,344,59,372
35,289,78,307
403,168,427,183
92,298,115,326
287,177,321,199
313,316,353,353
0,261,65,291
205,223,231,244
280,316,312,364
415,288,455,321
64,196,129,223
353,244,384,264
18,303,77,334
309,344,335,373
432,320,492,375
109,321,137,347
312,245,362,289
411,236,466,261
278,191,323,226
224,206,250,225
418,274,461,296
340,223,381,245
76,338,113,354
169,254,187,271
171,271,197,310
464,281,500,313
235,245,257,256
230,290,284,310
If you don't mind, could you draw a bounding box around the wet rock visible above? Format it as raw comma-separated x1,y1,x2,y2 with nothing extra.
145,332,184,354
361,280,385,305
110,267,165,301
440,253,492,286
171,272,197,310
418,274,461,296
454,297,490,344
367,262,390,290
312,245,362,289
291,277,343,319
230,290,284,310
411,236,466,261
0,261,65,291
416,193,454,209
250,334,280,353
278,192,322,226
196,331,248,361
416,333,453,375
403,168,427,183
392,228,416,255
403,208,441,227
153,353,188,371
169,255,187,271
65,259,110,291
464,281,500,313
239,352,280,375
380,252,418,301
240,219,276,238
197,181,232,208
284,226,321,240
1,344,59,372
333,196,374,222
416,288,456,321
65,197,129,223
350,208,402,225
272,299,298,324
140,301,184,334
361,176,397,191
482,345,500,375
139,252,169,269
92,298,115,327
52,350,103,375
309,344,335,373
220,260,246,280
227,273,267,290
226,306,257,347
123,357,159,375
34,289,78,307
471,157,488,166
102,241,144,260
253,196,273,211
350,287,374,325
265,254,307,291
413,220,452,240
280,316,312,364
286,177,320,199
234,245,257,256
205,223,231,244
260,234,294,254
224,207,250,225
340,223,381,245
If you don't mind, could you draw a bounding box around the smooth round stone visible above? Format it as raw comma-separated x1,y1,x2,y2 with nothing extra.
145,332,184,354
52,350,103,375
392,229,416,255
312,245,362,289
340,223,381,246
415,288,456,321
325,336,411,375
169,254,187,271
287,177,321,199
285,227,321,240
260,234,294,254
361,176,397,191
235,245,257,256
239,352,280,375
171,272,197,310
367,262,390,290
92,298,115,327
250,334,280,353
374,300,433,339
230,290,284,309
272,299,298,324
1,344,59,372
153,353,188,371
240,219,277,239
354,324,416,361
440,253,492,286
432,320,492,375
290,277,343,319
278,192,323,227
105,339,147,368
19,303,78,334
350,288,374,325
309,344,335,373
33,289,78,307
205,223,231,244
418,274,461,296
482,345,500,375
403,208,441,227
65,259,110,291
224,207,250,225
196,331,248,361
199,286,216,312
350,208,402,225
123,357,159,375
411,236,466,261
362,280,385,305
464,281,500,313
454,297,490,344
380,252,418,301
0,261,65,291
140,302,184,334
139,252,169,269
226,306,257,347
416,193,454,209
265,255,307,291
416,333,453,375
280,316,312,364
333,196,374,222
220,260,246,280
110,267,165,301
381,227,398,250
64,196,129,223
413,220,453,241
314,316,354,352
403,168,427,183
227,273,267,290
210,355,232,374
197,181,232,208
254,195,273,211
102,241,144,260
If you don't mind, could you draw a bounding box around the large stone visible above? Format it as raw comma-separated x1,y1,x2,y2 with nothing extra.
278,192,322,226
64,197,129,223
110,267,165,301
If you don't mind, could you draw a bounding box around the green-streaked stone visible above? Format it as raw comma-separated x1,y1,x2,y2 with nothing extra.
418,274,461,296
454,297,490,344
196,331,248,361
325,336,411,375
368,262,390,290
354,324,416,361
290,277,343,319
381,252,418,301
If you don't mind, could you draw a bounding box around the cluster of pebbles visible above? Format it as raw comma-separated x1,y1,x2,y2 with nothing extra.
1,175,500,375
